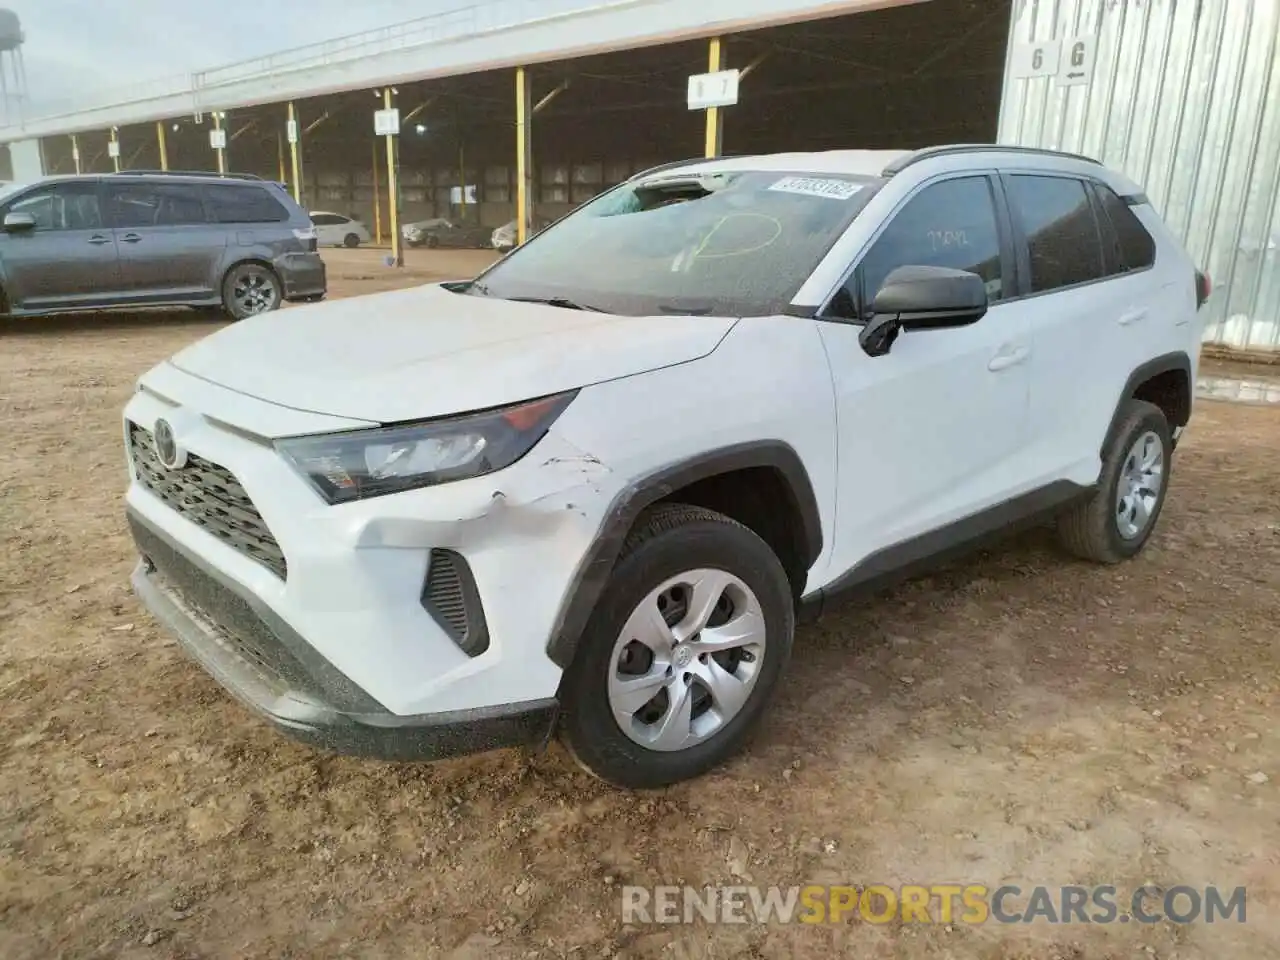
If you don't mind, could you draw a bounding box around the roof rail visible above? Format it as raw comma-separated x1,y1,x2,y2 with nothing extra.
881,144,1102,177
109,169,265,181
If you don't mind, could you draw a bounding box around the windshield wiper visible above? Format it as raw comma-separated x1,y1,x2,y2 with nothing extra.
506,295,608,313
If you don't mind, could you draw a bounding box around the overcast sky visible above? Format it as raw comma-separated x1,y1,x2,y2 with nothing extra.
6,0,456,111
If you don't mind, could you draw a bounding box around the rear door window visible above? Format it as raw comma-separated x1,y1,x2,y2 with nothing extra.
104,184,162,228
205,184,290,224
154,184,208,225
105,183,208,227
1007,175,1106,293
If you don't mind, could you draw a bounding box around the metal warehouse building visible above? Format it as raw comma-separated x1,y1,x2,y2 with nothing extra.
2,0,1278,352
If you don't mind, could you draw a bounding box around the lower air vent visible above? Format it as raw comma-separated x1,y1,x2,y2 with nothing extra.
421,549,490,657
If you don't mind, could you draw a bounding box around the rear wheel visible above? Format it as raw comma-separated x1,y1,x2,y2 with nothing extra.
1057,399,1172,563
343,233,361,248
558,504,794,789
221,263,282,320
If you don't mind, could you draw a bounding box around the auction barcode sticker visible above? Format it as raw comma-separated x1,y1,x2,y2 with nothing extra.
767,176,864,200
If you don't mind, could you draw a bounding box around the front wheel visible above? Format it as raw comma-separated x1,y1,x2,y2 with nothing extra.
558,504,794,789
343,233,361,248
222,263,282,320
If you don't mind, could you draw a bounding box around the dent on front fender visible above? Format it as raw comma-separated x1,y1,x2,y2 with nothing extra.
348,432,619,552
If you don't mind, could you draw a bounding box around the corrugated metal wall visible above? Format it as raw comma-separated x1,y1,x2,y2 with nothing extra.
998,0,1280,352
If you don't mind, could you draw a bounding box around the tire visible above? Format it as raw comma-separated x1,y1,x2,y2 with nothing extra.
558,503,795,789
426,236,440,249
1057,399,1173,563
221,263,283,321
343,233,360,249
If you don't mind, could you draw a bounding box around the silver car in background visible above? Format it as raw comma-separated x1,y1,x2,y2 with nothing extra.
490,216,552,252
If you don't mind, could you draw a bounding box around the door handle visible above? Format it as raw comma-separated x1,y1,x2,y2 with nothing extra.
87,235,111,245
988,346,1030,372
121,233,142,244
1118,308,1148,326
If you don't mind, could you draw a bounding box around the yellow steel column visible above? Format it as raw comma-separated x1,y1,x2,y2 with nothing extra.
213,112,226,173
288,102,302,203
372,138,383,245
515,66,532,247
705,37,725,159
70,134,81,174
384,87,402,267
156,122,169,171
110,128,121,172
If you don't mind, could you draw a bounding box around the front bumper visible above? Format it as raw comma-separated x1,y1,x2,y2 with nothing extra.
122,364,616,757
276,251,327,301
129,508,557,760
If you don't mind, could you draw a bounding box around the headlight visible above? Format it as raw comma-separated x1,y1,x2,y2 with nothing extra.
275,392,577,504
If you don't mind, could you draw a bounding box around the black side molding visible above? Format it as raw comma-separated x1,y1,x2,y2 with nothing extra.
1102,351,1192,456
546,441,822,669
800,480,1094,622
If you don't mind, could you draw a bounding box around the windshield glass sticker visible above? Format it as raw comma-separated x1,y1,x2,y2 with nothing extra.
767,177,864,200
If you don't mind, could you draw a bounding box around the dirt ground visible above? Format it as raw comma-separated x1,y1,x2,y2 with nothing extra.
2,248,1279,960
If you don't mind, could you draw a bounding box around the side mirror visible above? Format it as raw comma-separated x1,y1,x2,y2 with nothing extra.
3,211,36,233
859,265,989,357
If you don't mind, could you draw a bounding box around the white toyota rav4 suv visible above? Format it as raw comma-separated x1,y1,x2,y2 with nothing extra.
124,145,1210,788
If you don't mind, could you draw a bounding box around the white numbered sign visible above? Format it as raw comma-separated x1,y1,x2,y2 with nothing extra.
374,108,401,137
687,70,741,110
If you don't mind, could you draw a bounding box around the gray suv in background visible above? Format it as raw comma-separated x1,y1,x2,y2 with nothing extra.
0,171,325,320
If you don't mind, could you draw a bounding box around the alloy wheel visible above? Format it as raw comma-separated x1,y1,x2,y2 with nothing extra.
233,268,278,317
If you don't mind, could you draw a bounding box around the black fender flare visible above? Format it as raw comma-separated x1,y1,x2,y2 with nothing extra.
1102,351,1192,455
545,440,823,669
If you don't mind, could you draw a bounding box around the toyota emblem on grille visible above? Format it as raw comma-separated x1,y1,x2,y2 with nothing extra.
153,418,186,470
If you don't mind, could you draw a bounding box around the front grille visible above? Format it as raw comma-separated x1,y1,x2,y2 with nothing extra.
422,549,489,657
129,422,287,580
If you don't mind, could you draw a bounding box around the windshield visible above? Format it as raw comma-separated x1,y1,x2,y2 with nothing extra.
471,169,881,316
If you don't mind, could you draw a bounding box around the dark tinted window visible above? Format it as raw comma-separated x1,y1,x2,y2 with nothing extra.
836,176,1003,318
1009,175,1105,293
105,183,207,227
6,183,102,230
205,183,289,223
1094,183,1156,272
310,213,344,226
155,185,208,225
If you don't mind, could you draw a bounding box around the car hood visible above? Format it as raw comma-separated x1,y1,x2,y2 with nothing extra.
167,283,736,424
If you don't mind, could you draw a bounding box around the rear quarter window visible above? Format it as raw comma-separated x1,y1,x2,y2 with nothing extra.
204,184,290,224
1094,183,1156,271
